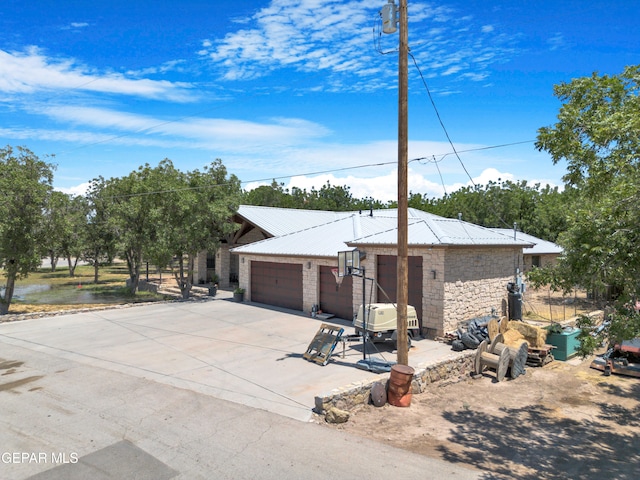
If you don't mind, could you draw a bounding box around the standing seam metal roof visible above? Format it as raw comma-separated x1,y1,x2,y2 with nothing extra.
490,228,563,255
231,207,533,256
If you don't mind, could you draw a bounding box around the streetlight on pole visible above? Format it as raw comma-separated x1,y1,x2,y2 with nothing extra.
382,0,409,366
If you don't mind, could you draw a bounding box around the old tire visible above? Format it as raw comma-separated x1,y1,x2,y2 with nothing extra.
461,332,481,349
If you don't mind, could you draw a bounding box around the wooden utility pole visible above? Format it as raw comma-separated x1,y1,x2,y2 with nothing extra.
396,0,409,366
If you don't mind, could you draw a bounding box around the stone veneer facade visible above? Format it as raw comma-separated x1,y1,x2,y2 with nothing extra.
194,227,267,288
236,245,523,337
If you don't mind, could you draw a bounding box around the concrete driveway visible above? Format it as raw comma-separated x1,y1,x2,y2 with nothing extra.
0,293,484,480
0,292,456,422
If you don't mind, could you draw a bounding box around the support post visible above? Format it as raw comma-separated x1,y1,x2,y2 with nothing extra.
362,269,367,360
396,0,409,366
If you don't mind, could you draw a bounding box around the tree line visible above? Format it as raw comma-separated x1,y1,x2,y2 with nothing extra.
1,65,639,353
245,179,573,243
0,154,241,314
0,148,573,315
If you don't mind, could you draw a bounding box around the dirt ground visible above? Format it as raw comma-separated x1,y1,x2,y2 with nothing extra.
522,286,598,324
323,356,640,479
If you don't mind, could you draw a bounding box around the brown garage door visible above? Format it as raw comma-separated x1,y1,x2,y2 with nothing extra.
376,255,423,329
319,266,354,320
251,261,303,311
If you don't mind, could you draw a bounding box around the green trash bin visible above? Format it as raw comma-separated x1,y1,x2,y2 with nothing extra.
546,326,580,361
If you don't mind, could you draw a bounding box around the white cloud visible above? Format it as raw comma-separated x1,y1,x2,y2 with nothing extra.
0,48,196,102
244,166,526,203
202,0,518,89
547,32,565,51
55,182,91,196
8,104,331,153
126,60,187,77
472,167,514,185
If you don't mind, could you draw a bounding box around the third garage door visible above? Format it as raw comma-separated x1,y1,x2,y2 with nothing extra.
376,255,423,329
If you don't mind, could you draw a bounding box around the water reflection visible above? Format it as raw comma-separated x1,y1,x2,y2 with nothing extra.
0,283,120,304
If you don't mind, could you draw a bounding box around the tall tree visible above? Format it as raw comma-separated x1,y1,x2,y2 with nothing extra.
406,180,570,242
41,191,89,276
84,178,119,284
151,159,241,299
243,180,294,208
41,191,66,272
534,65,640,351
98,166,160,294
243,180,384,212
0,146,54,314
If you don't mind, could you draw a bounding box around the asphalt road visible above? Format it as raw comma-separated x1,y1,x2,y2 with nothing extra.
0,297,480,479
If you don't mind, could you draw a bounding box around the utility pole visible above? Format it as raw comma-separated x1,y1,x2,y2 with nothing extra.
397,0,409,366
382,0,409,366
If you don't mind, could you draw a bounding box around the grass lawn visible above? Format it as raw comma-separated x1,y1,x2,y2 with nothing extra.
2,263,171,314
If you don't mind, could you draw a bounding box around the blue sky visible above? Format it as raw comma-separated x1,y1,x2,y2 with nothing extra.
0,0,637,201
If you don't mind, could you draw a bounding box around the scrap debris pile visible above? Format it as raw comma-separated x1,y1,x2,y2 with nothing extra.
447,316,555,381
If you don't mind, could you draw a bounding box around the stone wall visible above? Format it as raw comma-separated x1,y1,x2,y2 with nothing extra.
441,247,522,334
523,252,560,272
216,245,231,288
193,250,208,284
314,351,474,414
237,228,267,245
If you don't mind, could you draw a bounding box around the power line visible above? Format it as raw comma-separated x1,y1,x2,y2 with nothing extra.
407,52,532,230
94,139,535,200
409,51,476,187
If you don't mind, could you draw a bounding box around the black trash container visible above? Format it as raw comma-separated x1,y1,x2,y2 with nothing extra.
507,282,522,321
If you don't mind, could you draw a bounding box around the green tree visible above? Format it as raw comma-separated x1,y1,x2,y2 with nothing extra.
243,180,294,208
41,191,66,272
61,195,91,277
150,159,241,299
406,180,570,243
534,65,640,351
84,178,119,284
243,179,384,212
98,166,160,294
41,191,89,276
0,146,54,314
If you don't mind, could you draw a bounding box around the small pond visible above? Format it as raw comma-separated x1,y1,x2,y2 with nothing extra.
1,284,122,305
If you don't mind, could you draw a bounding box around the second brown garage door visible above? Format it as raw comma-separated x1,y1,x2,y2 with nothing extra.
251,261,303,311
319,266,354,320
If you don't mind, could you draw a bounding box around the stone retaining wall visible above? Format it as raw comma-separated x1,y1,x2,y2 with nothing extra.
314,351,475,414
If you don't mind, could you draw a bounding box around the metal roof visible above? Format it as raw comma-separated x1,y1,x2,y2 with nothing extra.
490,229,563,255
231,207,533,257
231,214,360,257
350,210,533,247
237,205,351,237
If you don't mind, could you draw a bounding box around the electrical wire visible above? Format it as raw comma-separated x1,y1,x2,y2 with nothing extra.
432,155,448,196
94,139,535,200
408,53,532,232
373,10,398,56
409,51,476,188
